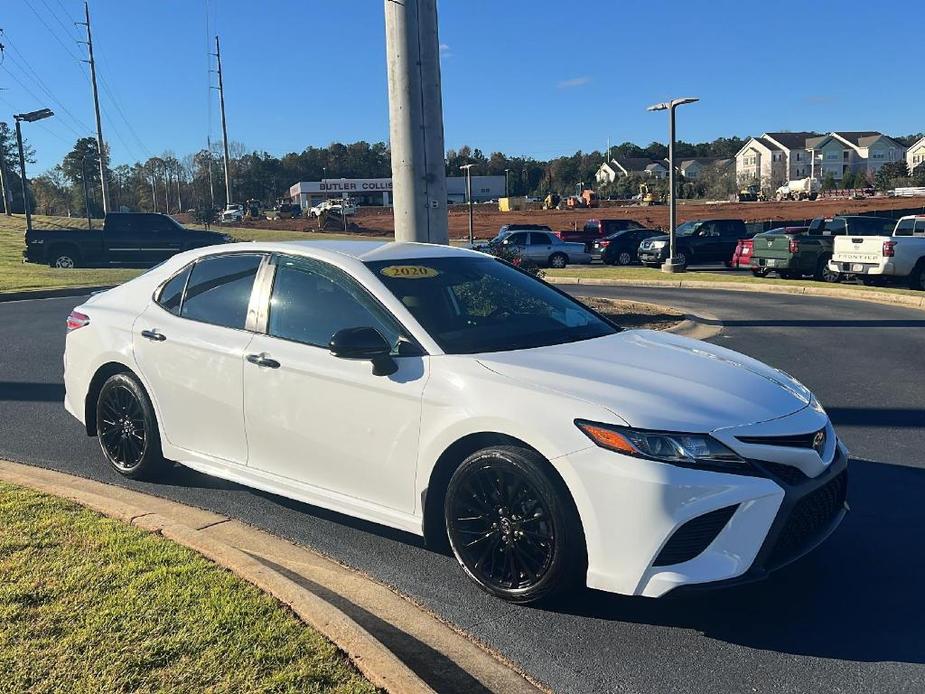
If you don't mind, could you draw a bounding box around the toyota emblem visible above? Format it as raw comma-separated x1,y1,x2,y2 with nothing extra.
766,239,773,248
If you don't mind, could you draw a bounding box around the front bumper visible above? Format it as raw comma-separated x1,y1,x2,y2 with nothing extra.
559,409,847,597
638,248,667,264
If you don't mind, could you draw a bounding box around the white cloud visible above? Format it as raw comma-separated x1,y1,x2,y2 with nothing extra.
557,76,591,89
439,43,452,59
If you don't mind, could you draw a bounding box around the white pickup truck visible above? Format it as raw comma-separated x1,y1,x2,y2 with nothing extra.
828,215,925,289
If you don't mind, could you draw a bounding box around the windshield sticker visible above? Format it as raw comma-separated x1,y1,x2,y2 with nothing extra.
380,265,440,279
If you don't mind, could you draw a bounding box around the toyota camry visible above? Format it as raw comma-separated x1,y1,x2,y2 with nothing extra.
63,241,848,603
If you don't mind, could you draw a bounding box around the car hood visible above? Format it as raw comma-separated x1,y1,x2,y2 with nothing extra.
642,234,669,244
476,330,811,432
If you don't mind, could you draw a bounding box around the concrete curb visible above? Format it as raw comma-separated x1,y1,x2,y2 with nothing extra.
598,297,723,341
0,459,542,694
547,276,925,311
0,285,114,303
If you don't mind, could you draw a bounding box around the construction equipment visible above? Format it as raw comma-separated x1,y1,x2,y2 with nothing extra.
639,183,663,206
737,184,762,202
246,199,262,219
542,192,561,210
775,177,820,201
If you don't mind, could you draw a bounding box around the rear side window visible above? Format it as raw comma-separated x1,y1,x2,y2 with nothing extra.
181,254,263,329
530,232,550,244
157,265,192,315
895,219,915,236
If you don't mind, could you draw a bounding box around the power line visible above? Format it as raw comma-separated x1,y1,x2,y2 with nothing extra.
0,63,87,139
20,0,86,71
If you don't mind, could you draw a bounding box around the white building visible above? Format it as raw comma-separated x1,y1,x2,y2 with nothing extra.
735,132,819,188
289,175,505,208
907,136,925,175
808,132,906,182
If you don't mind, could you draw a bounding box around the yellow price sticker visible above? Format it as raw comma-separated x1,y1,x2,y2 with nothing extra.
380,265,440,279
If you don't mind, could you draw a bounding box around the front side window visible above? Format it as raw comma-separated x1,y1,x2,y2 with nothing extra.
268,255,406,352
675,221,702,237
367,257,617,354
181,254,263,329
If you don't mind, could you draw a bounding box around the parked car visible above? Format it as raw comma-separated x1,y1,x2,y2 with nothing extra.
486,229,591,268
497,223,554,235
221,204,244,223
594,228,662,265
750,216,895,282
64,241,846,603
309,198,358,218
23,213,230,268
828,214,925,289
557,218,647,252
638,219,749,268
735,227,808,274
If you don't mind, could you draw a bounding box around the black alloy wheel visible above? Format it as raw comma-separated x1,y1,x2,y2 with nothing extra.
96,373,166,479
617,250,633,266
445,446,585,603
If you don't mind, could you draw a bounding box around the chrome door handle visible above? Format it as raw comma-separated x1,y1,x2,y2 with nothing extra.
246,352,280,369
141,329,166,342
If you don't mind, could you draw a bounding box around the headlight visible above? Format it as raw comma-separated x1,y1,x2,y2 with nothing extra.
575,420,747,471
650,240,666,249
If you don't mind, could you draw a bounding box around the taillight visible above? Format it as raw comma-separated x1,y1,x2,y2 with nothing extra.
599,240,610,247
883,240,896,257
789,238,800,254
66,311,90,332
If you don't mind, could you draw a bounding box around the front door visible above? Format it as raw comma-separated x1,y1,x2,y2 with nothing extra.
132,252,265,464
242,254,427,513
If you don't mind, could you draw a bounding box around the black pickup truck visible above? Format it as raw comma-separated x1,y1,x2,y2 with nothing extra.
23,212,230,268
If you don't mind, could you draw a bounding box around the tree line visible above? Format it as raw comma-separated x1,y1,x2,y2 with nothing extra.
2,125,922,218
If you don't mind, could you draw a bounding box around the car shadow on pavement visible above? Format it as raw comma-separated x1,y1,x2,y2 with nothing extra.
551,458,925,664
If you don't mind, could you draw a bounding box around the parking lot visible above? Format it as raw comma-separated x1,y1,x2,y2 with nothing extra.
2,287,923,694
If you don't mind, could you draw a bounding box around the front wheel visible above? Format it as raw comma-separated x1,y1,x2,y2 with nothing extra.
444,446,586,604
96,373,166,480
910,263,925,291
548,253,568,269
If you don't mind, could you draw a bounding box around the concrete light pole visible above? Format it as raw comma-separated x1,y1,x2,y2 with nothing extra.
504,168,510,197
13,108,54,234
647,97,699,273
384,0,449,244
460,163,474,245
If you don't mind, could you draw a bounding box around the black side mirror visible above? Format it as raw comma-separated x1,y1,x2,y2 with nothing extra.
329,327,397,376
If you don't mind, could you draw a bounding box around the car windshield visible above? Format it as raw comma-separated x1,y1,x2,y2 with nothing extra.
365,256,618,354
674,221,702,237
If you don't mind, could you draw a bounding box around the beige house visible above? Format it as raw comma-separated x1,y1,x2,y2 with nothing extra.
809,132,906,182
907,136,925,174
594,157,668,185
735,132,819,188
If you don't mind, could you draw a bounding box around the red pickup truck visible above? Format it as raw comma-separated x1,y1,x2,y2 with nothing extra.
556,218,648,251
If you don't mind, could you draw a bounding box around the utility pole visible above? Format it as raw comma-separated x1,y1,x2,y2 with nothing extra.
214,35,232,207
81,156,93,229
384,0,448,244
0,149,9,215
78,2,110,214
207,136,215,209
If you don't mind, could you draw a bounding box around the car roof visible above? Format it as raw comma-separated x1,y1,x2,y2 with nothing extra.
192,239,483,264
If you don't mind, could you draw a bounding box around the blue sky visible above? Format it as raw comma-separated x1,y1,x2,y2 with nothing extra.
2,0,921,173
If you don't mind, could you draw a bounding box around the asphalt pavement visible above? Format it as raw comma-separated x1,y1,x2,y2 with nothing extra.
1,288,923,694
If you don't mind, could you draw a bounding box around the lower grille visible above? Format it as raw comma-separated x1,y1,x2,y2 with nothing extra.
768,469,847,567
653,505,738,566
757,461,809,485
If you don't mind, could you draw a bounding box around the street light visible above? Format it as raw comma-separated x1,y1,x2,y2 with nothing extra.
504,168,510,197
646,97,699,273
13,108,55,234
459,163,474,245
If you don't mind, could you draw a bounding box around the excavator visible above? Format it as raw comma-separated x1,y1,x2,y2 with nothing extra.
639,183,663,206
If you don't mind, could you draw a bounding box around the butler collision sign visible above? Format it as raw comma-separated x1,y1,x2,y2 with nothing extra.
289,175,505,207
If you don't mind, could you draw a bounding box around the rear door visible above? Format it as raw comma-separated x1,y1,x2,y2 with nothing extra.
132,252,265,464
527,232,554,262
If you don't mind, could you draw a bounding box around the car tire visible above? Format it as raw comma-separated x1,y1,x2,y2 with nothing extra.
910,262,925,291
616,251,633,266
549,253,568,269
674,251,688,269
751,268,767,277
96,372,167,480
444,445,586,604
49,246,80,269
815,256,840,283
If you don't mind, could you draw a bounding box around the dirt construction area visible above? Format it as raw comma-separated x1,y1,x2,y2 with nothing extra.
192,195,924,241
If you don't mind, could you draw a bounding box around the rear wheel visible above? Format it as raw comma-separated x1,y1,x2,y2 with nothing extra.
96,373,166,480
616,250,633,266
815,256,841,283
549,252,568,269
751,268,767,277
444,446,585,604
49,246,79,269
910,263,925,291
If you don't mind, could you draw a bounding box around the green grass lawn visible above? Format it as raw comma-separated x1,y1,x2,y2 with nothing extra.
0,214,377,294
0,481,376,693
545,265,923,296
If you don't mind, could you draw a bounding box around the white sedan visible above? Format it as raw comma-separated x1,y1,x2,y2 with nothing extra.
63,241,848,603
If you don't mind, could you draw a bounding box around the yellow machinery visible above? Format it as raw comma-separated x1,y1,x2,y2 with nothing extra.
639,183,663,206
